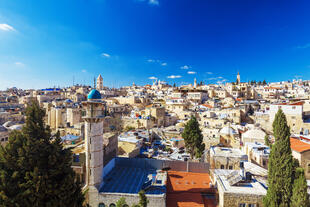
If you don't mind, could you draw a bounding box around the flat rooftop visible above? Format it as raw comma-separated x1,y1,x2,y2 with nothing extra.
100,166,166,195
211,147,247,158
214,169,267,195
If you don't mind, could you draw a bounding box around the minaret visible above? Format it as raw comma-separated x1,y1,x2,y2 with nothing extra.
237,72,241,85
96,74,103,90
194,78,197,88
82,89,105,189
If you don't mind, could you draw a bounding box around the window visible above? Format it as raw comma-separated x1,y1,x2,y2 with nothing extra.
263,160,266,166
239,204,246,207
109,204,116,207
221,165,224,169
292,106,296,109
98,203,105,207
229,166,233,170
248,204,256,207
307,163,310,174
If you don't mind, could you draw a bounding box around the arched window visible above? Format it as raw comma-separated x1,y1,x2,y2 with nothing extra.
109,204,116,207
98,203,105,207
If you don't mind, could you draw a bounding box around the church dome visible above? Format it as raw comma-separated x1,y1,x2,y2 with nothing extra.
87,89,101,100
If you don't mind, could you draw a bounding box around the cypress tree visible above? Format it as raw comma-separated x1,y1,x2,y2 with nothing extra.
291,168,310,207
263,109,294,207
0,101,84,207
264,135,271,147
181,116,205,159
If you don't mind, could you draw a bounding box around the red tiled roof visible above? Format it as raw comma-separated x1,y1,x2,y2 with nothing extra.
166,171,216,207
290,137,310,153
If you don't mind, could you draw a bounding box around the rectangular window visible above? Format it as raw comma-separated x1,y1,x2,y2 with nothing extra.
229,166,233,170
221,165,225,169
239,204,246,207
307,163,310,173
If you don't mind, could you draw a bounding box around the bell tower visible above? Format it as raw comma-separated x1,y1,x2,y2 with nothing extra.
237,72,241,85
96,74,103,90
82,89,105,188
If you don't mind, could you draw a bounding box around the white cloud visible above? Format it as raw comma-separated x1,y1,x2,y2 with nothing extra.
167,75,182,79
82,69,87,73
15,62,24,67
207,77,217,80
147,59,155,62
180,65,190,70
149,0,159,5
101,53,111,58
148,76,157,80
297,43,310,49
0,24,15,31
218,76,223,79
206,72,213,75
187,71,196,74
161,62,167,66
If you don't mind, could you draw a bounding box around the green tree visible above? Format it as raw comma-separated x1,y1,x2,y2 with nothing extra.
181,116,205,159
264,135,271,147
116,197,127,207
291,168,310,207
263,109,294,207
263,80,267,85
0,101,84,207
138,190,149,207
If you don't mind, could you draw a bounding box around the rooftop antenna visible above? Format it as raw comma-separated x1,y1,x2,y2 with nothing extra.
73,76,75,86
93,77,96,89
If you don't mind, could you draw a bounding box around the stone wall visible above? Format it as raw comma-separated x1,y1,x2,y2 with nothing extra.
220,191,264,207
88,188,166,207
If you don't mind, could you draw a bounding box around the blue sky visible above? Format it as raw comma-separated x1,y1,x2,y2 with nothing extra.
1,0,310,89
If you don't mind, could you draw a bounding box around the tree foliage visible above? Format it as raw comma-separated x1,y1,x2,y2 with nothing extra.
138,190,148,207
264,135,271,147
116,197,127,207
0,101,84,207
181,116,205,159
291,168,310,207
263,109,294,207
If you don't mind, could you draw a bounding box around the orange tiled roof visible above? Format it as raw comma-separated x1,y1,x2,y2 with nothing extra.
277,101,304,106
201,104,213,108
166,171,216,207
290,137,310,153
167,193,204,207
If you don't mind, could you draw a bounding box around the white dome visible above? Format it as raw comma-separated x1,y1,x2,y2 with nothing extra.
242,128,266,140
220,126,237,135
